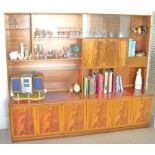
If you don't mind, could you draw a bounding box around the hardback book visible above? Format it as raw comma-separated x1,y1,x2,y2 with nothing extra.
93,72,97,94
113,73,117,93
87,77,90,95
88,76,94,94
116,75,120,92
119,75,123,92
108,70,113,93
83,76,88,96
104,70,109,94
96,74,103,94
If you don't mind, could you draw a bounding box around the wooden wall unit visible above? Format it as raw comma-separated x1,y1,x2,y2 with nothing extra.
6,13,153,142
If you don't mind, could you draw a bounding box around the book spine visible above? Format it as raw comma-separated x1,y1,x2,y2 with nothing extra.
83,76,87,96
113,74,116,93
93,73,96,94
116,75,120,92
89,76,94,94
97,74,103,94
119,75,123,92
132,40,136,57
108,71,113,93
104,71,108,94
128,39,133,57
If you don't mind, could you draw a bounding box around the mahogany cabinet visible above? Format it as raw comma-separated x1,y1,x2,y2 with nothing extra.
9,105,37,139
62,102,86,133
37,104,61,136
130,96,152,125
87,100,108,130
108,98,131,128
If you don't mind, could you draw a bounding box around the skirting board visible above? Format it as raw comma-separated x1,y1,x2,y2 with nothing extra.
0,117,9,129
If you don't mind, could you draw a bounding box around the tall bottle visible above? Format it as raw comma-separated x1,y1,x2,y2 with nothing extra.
135,68,142,90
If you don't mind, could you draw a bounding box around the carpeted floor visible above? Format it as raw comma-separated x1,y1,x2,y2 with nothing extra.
1,127,155,144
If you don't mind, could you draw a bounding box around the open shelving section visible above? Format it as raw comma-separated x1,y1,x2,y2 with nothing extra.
6,13,153,142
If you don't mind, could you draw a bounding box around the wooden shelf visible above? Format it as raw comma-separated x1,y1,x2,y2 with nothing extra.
9,88,152,106
126,56,148,67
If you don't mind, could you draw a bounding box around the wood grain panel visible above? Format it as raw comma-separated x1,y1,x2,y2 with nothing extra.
9,106,37,139
108,98,131,128
62,102,86,133
87,100,108,130
130,96,152,125
6,29,30,53
37,104,61,136
5,14,30,29
83,38,128,69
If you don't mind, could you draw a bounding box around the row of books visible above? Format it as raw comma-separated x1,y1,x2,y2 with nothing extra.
128,39,136,57
83,69,123,96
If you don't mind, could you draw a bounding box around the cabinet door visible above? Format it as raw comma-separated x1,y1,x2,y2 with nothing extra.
37,104,61,136
130,96,152,125
9,105,37,139
108,98,131,128
83,39,127,69
83,39,105,68
62,102,86,133
87,100,108,130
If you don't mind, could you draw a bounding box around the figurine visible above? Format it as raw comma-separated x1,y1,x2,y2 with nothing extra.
69,87,74,94
19,43,24,60
9,51,19,61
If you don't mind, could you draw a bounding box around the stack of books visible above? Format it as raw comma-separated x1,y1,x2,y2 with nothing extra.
83,69,123,96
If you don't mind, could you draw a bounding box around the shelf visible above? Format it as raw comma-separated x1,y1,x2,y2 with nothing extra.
9,88,153,105
6,28,30,30
8,58,82,71
126,56,148,67
33,37,82,40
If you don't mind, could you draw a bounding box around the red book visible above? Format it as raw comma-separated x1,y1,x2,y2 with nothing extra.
96,74,103,94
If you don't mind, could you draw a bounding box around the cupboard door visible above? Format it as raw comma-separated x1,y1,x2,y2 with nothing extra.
37,104,61,136
62,102,86,133
130,96,152,125
108,98,131,128
83,39,127,69
9,105,37,139
83,39,105,69
87,101,108,130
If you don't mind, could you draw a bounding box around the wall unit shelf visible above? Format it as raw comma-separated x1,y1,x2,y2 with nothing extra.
6,13,153,142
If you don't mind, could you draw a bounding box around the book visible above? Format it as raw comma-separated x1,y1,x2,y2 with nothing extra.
88,76,94,94
132,40,136,57
108,70,113,93
119,75,123,92
104,70,109,94
113,73,117,93
83,76,88,96
96,74,103,94
93,72,97,94
116,75,120,92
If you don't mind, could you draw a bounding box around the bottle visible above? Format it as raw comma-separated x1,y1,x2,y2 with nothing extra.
135,68,142,90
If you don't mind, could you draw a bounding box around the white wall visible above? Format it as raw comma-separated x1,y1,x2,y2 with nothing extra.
0,0,154,129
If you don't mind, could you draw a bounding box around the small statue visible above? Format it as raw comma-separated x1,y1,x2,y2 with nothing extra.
19,43,24,60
